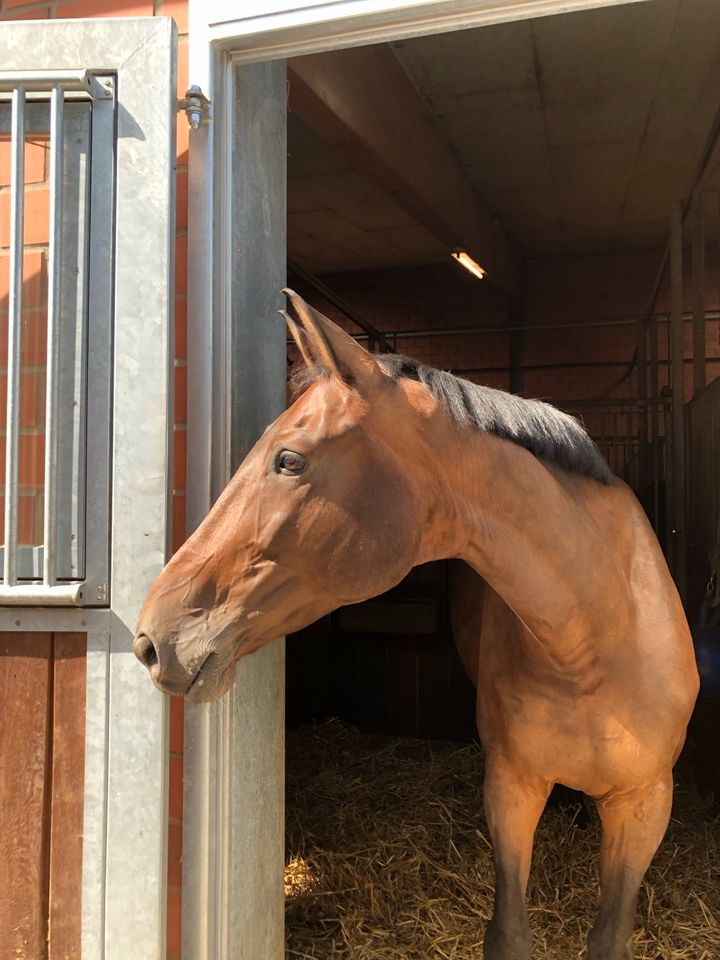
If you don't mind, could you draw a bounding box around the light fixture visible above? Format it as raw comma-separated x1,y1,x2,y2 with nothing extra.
451,249,486,280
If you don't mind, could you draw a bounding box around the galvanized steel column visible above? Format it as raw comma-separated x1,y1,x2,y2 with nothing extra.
183,58,286,960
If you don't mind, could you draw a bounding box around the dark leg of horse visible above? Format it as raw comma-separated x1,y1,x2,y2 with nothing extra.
588,775,673,960
483,755,550,960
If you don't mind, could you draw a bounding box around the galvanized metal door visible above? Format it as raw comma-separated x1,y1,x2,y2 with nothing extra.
0,19,176,960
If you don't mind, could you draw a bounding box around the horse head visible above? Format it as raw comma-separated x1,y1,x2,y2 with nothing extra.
133,290,435,701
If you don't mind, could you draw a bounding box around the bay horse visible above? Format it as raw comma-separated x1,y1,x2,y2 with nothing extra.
134,290,699,960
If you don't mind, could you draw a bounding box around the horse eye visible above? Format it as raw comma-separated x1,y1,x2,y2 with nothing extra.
276,450,307,476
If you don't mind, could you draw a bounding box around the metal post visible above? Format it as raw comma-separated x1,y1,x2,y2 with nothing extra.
670,201,686,600
691,191,706,398
636,322,647,488
43,85,64,586
662,386,673,567
649,311,660,532
3,88,25,586
509,312,524,395
184,60,286,960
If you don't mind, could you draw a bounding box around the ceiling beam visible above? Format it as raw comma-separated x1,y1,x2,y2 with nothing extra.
287,45,520,296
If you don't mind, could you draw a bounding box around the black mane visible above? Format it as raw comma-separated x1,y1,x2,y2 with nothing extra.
378,354,613,484
291,354,614,485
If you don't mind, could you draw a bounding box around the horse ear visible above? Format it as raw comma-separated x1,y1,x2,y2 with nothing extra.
282,288,384,389
281,309,316,370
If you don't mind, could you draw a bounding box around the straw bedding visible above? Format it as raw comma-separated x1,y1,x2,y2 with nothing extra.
285,720,720,959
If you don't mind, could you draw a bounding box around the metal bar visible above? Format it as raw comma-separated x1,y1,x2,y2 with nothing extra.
3,88,25,587
287,310,720,349
508,313,524,395
624,88,720,382
0,69,111,99
0,607,110,631
43,86,64,587
82,91,115,602
636,408,643,493
565,398,648,407
0,582,85,605
692,191,706,397
649,312,660,531
589,436,640,447
663,394,673,568
612,412,619,480
443,357,720,378
636,322,647,488
670,201,686,599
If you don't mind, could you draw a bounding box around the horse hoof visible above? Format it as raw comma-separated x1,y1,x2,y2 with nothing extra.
483,919,532,960
587,928,633,960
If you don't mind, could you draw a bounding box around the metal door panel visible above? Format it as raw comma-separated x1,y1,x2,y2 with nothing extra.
0,19,177,960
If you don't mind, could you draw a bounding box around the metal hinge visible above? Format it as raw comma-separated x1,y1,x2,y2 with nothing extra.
178,85,210,130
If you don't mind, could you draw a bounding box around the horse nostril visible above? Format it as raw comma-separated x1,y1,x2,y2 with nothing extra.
134,633,159,670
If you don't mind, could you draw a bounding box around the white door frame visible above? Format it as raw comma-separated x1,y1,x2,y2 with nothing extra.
184,1,649,956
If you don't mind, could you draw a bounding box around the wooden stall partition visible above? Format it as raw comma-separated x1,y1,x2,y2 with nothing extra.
0,632,86,960
286,562,477,741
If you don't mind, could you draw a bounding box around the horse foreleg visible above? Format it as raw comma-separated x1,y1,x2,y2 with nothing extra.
483,754,550,960
588,774,673,960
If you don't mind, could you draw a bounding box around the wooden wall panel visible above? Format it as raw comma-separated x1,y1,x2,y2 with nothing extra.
0,632,53,960
286,562,478,740
48,633,86,960
0,632,86,960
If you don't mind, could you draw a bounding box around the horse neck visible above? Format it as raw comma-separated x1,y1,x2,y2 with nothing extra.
418,423,632,664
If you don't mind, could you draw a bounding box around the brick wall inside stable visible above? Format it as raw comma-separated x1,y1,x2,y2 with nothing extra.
0,1,189,956
290,247,720,409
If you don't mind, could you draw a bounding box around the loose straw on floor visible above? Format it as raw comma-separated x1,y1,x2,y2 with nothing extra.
285,720,720,959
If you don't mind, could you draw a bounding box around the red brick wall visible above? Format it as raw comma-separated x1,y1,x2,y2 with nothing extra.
289,251,719,488
289,262,513,391
524,248,720,403
0,3,189,956
0,117,53,541
291,250,720,409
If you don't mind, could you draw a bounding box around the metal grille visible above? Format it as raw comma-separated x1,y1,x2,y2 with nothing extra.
565,398,668,537
687,378,720,610
0,71,114,605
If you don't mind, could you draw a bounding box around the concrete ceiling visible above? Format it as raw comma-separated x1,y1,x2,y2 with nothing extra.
287,109,450,273
287,0,720,272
